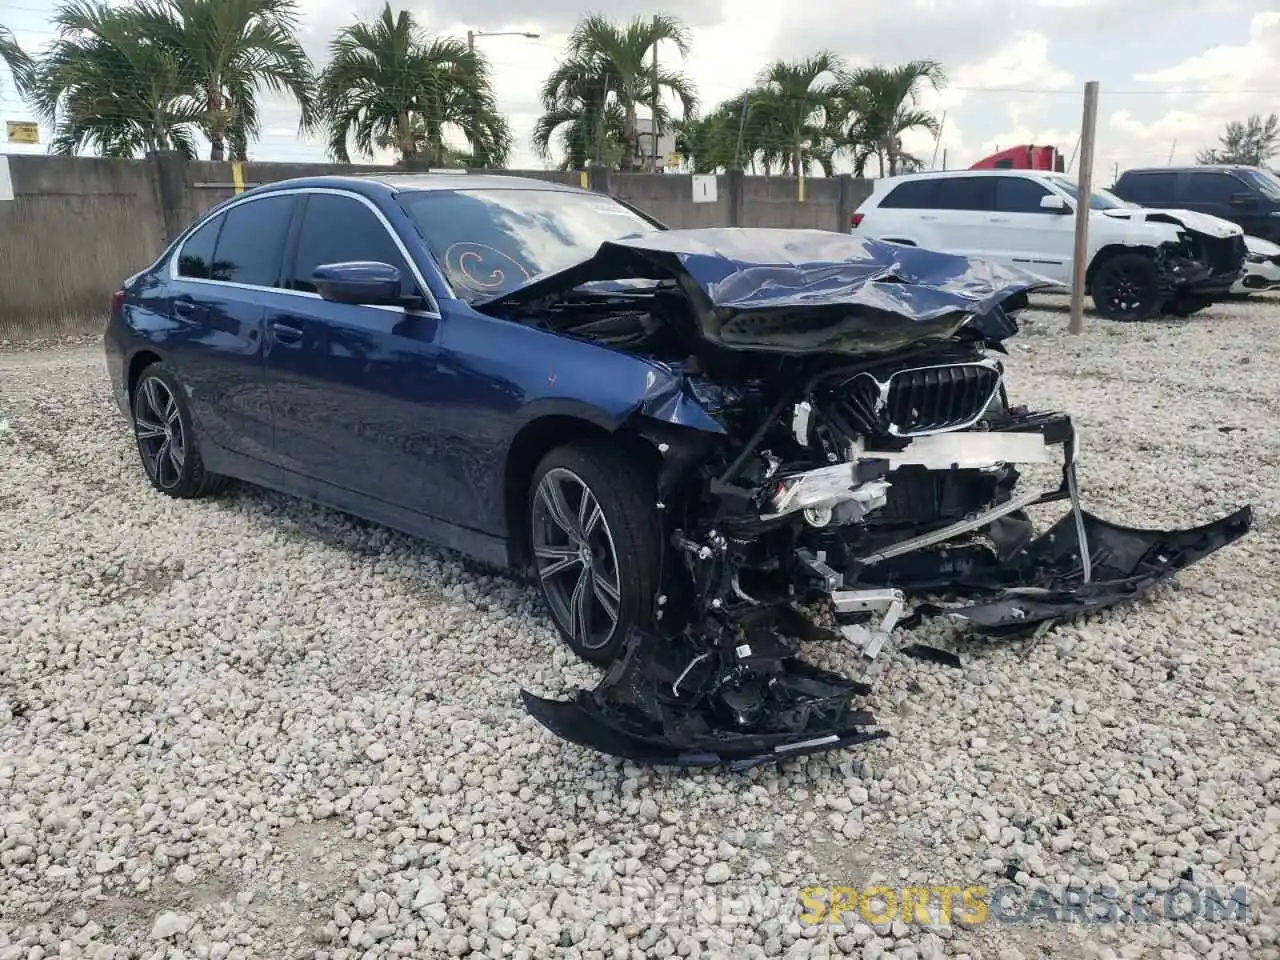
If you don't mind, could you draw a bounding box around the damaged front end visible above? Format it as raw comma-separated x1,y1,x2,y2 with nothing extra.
1110,208,1248,315
499,229,1253,769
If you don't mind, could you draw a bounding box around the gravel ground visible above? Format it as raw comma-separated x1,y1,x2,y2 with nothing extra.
2,295,1279,960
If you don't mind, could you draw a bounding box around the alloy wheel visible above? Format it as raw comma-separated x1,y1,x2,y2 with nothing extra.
1100,267,1149,315
531,467,623,651
133,376,185,490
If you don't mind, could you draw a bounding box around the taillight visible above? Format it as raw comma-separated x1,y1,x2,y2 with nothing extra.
110,290,124,315
850,213,865,229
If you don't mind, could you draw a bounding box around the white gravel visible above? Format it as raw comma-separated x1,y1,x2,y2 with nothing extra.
2,294,1279,960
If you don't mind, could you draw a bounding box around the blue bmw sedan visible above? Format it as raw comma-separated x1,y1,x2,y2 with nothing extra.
108,171,1252,689
106,171,1256,766
105,173,707,664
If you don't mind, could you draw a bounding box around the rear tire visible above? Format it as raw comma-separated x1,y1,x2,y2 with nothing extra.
527,439,661,665
1089,253,1163,321
130,361,228,499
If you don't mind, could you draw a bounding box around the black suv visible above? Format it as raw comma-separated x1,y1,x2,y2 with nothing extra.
1111,165,1280,242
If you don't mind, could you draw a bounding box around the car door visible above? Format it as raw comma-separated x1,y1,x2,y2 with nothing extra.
926,176,998,259
1179,171,1262,231
984,176,1074,283
262,190,450,518
164,193,296,468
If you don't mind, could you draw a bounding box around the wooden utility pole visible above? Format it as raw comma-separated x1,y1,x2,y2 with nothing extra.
1068,80,1099,336
650,17,660,172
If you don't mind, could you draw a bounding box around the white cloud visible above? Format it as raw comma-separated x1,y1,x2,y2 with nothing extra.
1135,11,1280,87
1100,12,1280,169
898,32,1074,171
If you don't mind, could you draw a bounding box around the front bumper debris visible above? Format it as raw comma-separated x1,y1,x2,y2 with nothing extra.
884,505,1254,637
520,621,887,772
522,405,1253,770
850,408,1254,641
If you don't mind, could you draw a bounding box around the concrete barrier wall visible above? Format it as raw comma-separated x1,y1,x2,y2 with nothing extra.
0,154,875,339
0,157,166,337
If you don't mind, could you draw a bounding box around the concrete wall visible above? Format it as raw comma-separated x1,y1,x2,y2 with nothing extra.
0,154,874,339
0,157,166,338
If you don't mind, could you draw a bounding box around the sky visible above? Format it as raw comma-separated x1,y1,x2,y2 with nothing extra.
1,0,1279,180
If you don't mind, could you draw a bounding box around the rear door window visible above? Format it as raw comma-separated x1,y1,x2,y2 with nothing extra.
176,214,225,280
211,194,297,288
932,177,996,211
878,179,939,209
1115,172,1179,203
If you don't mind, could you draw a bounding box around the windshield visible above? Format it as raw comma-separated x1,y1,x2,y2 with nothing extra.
1045,176,1134,210
1236,168,1280,201
398,188,662,300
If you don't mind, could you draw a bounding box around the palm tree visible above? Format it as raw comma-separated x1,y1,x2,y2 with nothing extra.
673,110,737,173
134,0,317,162
1,24,33,97
534,13,697,171
318,4,511,168
841,60,946,176
750,52,846,177
30,0,204,157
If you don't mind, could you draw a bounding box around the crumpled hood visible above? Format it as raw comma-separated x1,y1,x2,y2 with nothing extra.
1100,207,1242,238
474,228,1056,357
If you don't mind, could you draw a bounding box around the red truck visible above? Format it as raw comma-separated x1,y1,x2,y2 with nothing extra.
968,144,1065,172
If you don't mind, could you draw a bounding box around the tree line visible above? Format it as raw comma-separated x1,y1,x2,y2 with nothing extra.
3,4,1272,174
0,2,946,174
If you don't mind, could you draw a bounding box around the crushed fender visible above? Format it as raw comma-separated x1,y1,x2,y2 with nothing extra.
520,622,887,772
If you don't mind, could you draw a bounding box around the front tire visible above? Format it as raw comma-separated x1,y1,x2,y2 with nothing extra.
130,361,227,499
528,439,661,665
1089,253,1163,321
1163,293,1214,317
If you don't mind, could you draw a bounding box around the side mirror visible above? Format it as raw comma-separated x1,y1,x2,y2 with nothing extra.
1039,194,1070,213
313,261,405,306
1229,193,1259,208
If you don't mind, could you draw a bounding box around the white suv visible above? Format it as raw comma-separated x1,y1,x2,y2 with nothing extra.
850,170,1246,321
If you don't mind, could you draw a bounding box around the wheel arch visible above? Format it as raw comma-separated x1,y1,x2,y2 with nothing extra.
1085,243,1158,287
502,412,664,571
126,348,164,403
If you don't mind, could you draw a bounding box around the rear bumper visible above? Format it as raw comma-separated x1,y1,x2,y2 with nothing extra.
103,331,129,419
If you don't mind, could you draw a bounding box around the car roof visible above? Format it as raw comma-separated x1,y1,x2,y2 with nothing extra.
877,168,1064,182
242,172,594,200
872,168,1066,189
1118,165,1257,176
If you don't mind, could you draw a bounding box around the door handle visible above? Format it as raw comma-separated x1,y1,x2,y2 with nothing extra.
270,321,303,344
919,215,937,221
989,216,1010,223
173,299,196,315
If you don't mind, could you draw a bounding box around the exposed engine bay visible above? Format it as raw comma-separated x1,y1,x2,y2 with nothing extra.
482,229,1255,769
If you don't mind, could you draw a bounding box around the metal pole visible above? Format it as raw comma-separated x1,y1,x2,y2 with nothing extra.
733,102,752,171
650,17,659,172
1068,80,1100,336
467,30,474,52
